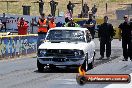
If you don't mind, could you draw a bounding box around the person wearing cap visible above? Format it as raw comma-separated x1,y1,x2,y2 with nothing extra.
17,17,29,35
83,12,96,39
118,15,132,61
98,16,115,60
64,18,80,27
47,14,52,25
37,13,49,48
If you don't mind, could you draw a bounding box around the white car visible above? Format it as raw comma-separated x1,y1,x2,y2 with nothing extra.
37,27,96,72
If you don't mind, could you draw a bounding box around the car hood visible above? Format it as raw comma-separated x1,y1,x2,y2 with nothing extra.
38,42,88,50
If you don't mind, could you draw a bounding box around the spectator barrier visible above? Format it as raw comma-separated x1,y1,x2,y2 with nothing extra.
0,34,38,58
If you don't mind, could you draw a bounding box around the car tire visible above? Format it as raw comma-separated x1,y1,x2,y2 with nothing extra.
88,52,95,70
82,54,88,72
88,61,94,70
37,60,44,72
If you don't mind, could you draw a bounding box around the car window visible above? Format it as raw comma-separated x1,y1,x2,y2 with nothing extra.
46,30,85,42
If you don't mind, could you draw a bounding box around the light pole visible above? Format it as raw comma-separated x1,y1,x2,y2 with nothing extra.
82,0,84,11
106,0,109,14
106,3,107,13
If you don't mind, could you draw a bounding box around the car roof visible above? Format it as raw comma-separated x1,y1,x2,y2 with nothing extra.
50,27,88,31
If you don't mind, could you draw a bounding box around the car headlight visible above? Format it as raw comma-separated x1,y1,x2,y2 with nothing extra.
74,50,84,57
38,49,46,57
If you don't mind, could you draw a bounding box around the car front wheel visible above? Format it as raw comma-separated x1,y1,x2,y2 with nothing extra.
88,52,95,70
37,60,44,72
88,61,94,70
82,54,88,72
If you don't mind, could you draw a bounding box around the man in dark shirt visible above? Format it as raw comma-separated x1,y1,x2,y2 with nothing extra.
98,16,115,59
0,13,8,32
84,12,96,39
91,5,97,18
67,1,75,14
118,15,132,61
39,0,44,15
130,19,132,60
50,0,58,16
82,3,89,17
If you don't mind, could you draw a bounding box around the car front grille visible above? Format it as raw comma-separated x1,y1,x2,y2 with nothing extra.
45,49,75,57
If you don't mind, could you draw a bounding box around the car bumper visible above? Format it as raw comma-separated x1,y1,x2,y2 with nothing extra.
37,57,85,66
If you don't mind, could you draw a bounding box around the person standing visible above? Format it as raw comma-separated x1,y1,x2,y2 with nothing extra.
130,18,132,60
83,12,96,39
50,0,58,17
67,1,75,14
17,17,29,35
98,16,115,59
91,5,97,18
39,0,44,15
37,13,49,48
118,15,132,61
82,2,89,18
1,13,8,32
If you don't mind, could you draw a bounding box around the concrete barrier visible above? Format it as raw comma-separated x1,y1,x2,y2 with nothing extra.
0,34,38,58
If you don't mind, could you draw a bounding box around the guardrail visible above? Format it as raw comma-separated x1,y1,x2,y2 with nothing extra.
0,34,38,58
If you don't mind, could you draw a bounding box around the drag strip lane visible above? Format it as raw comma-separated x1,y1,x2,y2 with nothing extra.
0,49,122,88
0,39,123,88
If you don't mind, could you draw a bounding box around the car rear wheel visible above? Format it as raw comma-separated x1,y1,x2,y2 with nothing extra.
37,60,44,72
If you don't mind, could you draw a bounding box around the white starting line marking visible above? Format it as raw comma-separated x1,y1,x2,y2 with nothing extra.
55,79,77,85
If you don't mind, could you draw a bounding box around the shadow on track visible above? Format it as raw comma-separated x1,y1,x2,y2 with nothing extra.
34,66,79,73
34,56,120,73
95,56,120,66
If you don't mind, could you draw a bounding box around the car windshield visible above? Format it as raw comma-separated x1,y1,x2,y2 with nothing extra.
46,30,85,42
